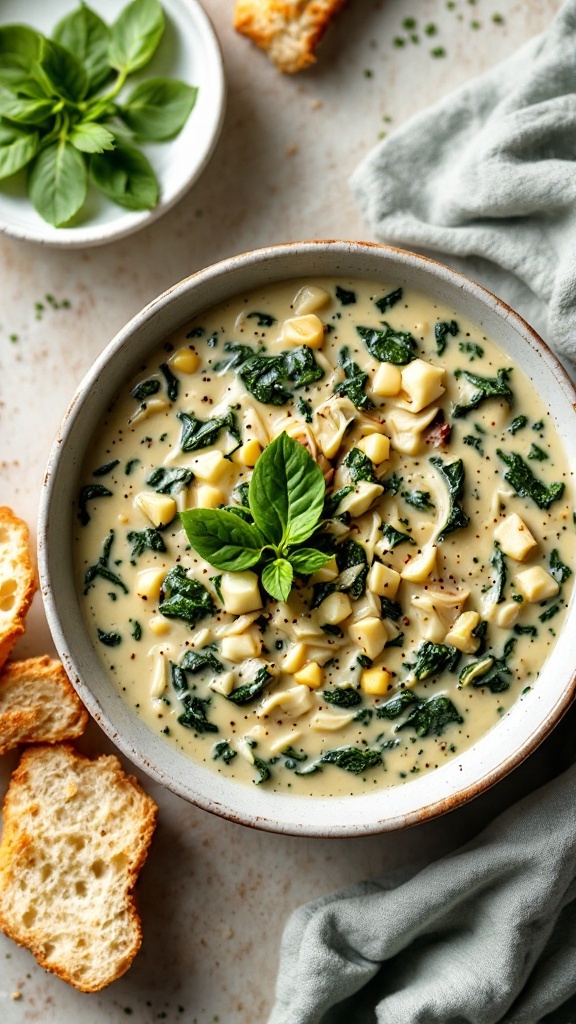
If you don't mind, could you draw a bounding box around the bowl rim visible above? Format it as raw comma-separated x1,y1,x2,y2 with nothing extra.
0,0,226,249
38,239,576,836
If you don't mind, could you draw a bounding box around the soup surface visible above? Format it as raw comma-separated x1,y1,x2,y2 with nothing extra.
74,278,574,797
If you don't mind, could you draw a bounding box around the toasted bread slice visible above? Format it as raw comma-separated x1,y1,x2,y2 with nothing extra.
0,744,158,992
0,656,88,755
234,0,347,73
0,508,36,670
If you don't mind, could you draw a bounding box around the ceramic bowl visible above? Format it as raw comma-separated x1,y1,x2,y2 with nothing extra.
38,241,576,836
0,0,225,248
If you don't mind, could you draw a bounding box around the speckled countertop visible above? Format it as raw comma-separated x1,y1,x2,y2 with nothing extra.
0,1,567,1021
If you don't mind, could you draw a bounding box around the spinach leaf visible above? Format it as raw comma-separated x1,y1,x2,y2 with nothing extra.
508,415,528,435
109,0,165,74
213,740,237,763
78,482,112,525
357,323,416,365
247,311,276,327
252,755,271,784
214,343,257,372
97,628,122,646
334,347,373,410
178,408,240,454
375,689,421,720
527,443,548,462
283,345,324,388
93,460,120,477
435,320,459,356
488,543,507,604
384,471,403,495
127,527,166,564
539,604,561,623
385,631,405,648
310,538,368,609
459,341,484,361
335,285,356,305
380,597,403,621
225,666,272,706
463,434,484,455
90,143,159,211
453,367,513,418
380,523,415,549
397,695,463,736
406,640,461,681
344,447,378,484
83,530,128,595
131,378,160,401
180,649,224,674
29,139,87,227
238,353,292,406
319,746,382,773
429,456,470,541
514,624,538,637
322,688,362,708
158,566,214,626
401,489,434,511
178,694,218,733
375,287,402,313
233,481,250,508
179,508,264,571
120,78,197,141
550,549,572,585
159,361,178,402
146,466,193,495
129,619,142,641
250,430,325,546
297,395,313,423
459,638,516,692
496,450,565,510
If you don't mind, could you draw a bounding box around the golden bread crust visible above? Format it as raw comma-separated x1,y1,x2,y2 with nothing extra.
0,507,36,669
0,656,88,755
234,0,348,72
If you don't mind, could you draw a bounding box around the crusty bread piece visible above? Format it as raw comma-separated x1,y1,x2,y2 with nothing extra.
0,744,158,992
234,0,348,73
0,656,88,755
0,508,36,670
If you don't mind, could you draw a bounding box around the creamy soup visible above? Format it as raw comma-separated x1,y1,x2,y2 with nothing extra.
74,278,574,797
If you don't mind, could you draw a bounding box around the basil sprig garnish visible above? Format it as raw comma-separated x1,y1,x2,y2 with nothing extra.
180,432,331,602
0,0,197,227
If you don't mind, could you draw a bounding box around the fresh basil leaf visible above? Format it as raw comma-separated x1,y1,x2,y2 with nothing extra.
288,548,331,575
35,38,88,102
261,558,293,601
120,77,197,141
109,0,165,74
0,26,43,88
357,322,416,364
249,432,325,547
180,508,263,571
69,121,115,154
0,122,38,179
29,139,87,227
0,86,54,125
52,4,111,95
90,143,159,210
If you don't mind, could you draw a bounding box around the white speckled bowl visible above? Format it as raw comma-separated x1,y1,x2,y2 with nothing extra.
38,241,576,836
0,0,225,248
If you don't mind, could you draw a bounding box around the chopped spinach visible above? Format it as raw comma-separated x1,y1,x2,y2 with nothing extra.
125,458,140,475
178,408,241,455
178,694,218,733
459,637,516,692
487,543,507,604
127,528,166,564
357,323,417,365
375,287,403,312
508,415,528,435
78,483,112,526
406,640,461,681
214,342,256,372
233,481,251,508
252,755,271,784
129,619,142,641
283,345,325,388
384,471,403,495
146,466,193,496
236,353,291,405
429,456,470,541
335,285,356,305
93,460,119,477
97,628,122,647
323,485,355,517
375,689,421,720
385,631,405,648
463,434,484,455
321,624,344,637
180,649,225,674
527,443,548,462
210,574,224,602
380,597,403,621
344,447,378,484
158,566,214,626
213,740,237,763
334,347,373,410
247,311,276,327
84,531,128,596
380,523,415,548
311,538,368,609
322,688,362,708
435,320,459,356
453,367,513,418
514,624,538,637
215,343,323,406
397,695,463,736
459,341,484,361
297,395,313,423
539,604,561,623
320,746,382,773
496,450,565,509
550,549,572,585
131,378,160,402
159,362,179,402
225,666,272,705
401,489,435,511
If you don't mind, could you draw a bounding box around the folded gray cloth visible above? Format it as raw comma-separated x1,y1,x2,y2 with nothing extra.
350,0,576,368
268,760,576,1024
269,7,576,1022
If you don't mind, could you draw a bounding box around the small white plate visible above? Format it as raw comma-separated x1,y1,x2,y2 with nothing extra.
0,0,225,247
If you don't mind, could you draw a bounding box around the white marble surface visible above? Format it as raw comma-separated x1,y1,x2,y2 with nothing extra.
0,1,567,1021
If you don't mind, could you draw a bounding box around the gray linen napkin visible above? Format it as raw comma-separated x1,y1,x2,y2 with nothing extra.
268,760,576,1024
350,0,576,367
268,6,576,1022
